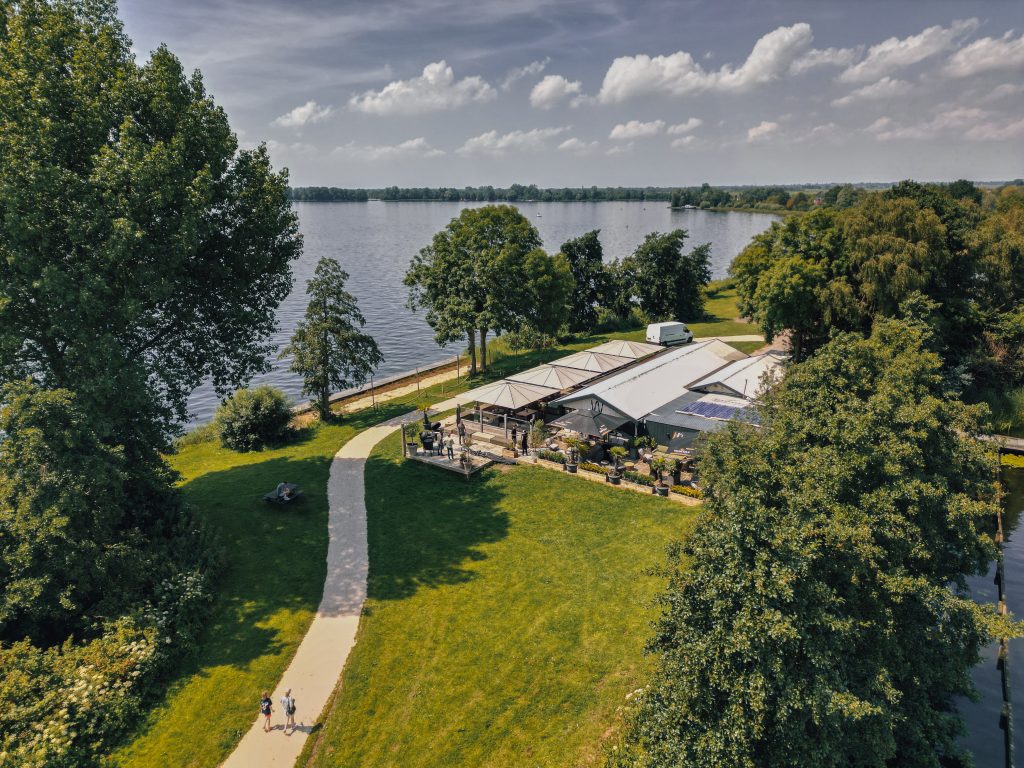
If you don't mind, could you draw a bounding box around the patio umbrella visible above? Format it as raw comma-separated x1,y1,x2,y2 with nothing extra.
551,408,630,436
454,379,558,409
587,340,663,359
549,350,632,373
507,364,599,390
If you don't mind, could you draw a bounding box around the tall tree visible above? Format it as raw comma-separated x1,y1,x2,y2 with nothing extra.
560,230,607,332
623,229,711,321
614,321,1004,768
283,258,383,419
0,0,301,458
406,205,542,373
517,248,573,337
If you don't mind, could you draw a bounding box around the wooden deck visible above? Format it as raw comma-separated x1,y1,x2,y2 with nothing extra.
981,433,1024,455
407,448,493,475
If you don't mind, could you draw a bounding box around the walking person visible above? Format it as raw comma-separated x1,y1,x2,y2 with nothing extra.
520,430,528,456
510,425,517,455
280,689,297,733
260,690,274,732
458,420,466,445
446,434,455,461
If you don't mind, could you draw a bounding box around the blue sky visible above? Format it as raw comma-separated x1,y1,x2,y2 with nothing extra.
119,0,1024,186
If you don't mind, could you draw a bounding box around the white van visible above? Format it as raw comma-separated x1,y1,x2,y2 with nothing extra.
646,321,693,346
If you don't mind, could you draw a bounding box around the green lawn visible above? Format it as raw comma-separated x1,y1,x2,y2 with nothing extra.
301,434,697,768
111,379,476,768
112,296,749,766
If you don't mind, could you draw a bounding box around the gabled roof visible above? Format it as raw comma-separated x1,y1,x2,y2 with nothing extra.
507,364,601,390
548,350,634,373
553,341,743,421
688,353,786,400
454,379,558,409
586,339,664,359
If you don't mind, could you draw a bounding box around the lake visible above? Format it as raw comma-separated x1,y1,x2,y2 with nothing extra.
185,201,778,424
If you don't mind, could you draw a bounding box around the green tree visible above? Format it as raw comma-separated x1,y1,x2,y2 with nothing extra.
518,248,573,337
0,0,301,458
559,230,607,332
0,381,183,645
616,321,1002,768
283,258,383,419
406,205,542,373
624,229,711,321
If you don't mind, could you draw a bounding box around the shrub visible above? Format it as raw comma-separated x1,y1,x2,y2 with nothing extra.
623,469,655,487
671,484,704,499
502,326,558,352
580,461,607,474
215,385,293,451
536,449,566,464
174,421,219,449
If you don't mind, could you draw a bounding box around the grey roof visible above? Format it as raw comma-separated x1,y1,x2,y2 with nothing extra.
645,390,760,431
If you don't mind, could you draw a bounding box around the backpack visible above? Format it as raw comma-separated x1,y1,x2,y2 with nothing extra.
286,698,296,716
260,698,272,715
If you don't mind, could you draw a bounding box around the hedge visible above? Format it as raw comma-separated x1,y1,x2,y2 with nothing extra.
671,484,704,499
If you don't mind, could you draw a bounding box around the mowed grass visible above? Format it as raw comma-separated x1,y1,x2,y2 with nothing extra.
301,433,697,768
112,378,474,768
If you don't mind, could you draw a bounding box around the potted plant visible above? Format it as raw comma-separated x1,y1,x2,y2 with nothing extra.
608,446,627,484
650,456,670,496
402,422,419,456
669,457,683,486
527,419,546,458
564,437,586,474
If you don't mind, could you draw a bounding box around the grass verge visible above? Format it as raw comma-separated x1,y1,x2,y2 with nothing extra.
300,433,697,767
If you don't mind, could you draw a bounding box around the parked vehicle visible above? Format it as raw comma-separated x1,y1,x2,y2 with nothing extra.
646,321,693,346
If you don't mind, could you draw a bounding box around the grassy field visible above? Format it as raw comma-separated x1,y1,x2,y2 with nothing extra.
112,379,475,768
113,284,753,766
301,433,697,768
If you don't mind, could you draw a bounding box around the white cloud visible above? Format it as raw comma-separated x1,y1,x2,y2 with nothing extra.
457,126,570,155
945,31,1024,77
530,75,583,109
597,22,813,102
868,107,989,141
609,119,666,139
981,82,1024,103
332,137,445,160
502,58,549,90
605,142,634,156
670,135,696,149
272,100,333,127
265,140,317,153
964,117,1024,142
557,137,600,154
747,120,780,142
667,118,703,135
797,122,840,143
790,46,861,74
838,19,979,83
831,77,912,107
349,60,495,115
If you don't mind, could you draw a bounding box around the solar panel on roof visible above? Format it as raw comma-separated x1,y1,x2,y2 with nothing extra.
679,400,745,420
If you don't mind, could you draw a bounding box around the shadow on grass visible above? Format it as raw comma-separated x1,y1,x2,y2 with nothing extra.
171,455,334,670
363,443,510,601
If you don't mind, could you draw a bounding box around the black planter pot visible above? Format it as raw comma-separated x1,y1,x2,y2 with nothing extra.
655,485,669,497
566,463,578,473
608,474,621,485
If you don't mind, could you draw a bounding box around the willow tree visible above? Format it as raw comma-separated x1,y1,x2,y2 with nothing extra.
283,257,383,419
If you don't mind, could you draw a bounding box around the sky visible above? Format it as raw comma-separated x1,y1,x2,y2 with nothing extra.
118,0,1024,187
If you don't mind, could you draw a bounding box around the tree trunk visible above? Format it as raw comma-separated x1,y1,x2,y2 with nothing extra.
479,327,488,372
467,329,477,375
319,388,330,420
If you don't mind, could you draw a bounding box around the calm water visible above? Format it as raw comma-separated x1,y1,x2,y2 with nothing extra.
186,201,777,423
961,466,1023,766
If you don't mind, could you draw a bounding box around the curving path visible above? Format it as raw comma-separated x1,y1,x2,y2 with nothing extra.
222,400,463,767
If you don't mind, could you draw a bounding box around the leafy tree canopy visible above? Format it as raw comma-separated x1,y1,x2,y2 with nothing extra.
560,229,607,332
0,0,301,455
616,320,1006,768
622,229,711,321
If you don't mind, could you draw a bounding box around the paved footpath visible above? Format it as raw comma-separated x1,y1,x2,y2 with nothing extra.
221,400,463,767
